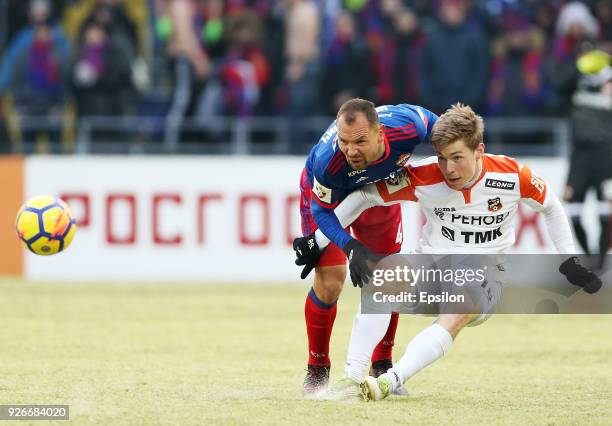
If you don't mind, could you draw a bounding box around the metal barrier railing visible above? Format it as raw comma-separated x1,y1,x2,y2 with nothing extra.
2,114,572,157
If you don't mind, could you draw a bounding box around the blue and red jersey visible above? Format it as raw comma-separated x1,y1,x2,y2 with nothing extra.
304,104,437,249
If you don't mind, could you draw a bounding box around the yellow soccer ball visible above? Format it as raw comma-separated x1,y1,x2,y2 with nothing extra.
15,195,77,256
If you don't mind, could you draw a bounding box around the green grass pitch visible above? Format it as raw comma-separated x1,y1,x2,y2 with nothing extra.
1,279,611,425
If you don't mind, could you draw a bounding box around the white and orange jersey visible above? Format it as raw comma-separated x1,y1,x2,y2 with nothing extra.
315,154,574,254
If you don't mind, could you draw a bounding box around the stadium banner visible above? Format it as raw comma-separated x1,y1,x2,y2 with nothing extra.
0,156,24,276
1,155,593,281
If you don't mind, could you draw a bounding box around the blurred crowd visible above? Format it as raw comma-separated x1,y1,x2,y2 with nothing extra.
0,0,611,152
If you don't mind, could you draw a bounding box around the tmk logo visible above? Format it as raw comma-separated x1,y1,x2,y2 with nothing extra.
441,226,455,241
485,178,515,190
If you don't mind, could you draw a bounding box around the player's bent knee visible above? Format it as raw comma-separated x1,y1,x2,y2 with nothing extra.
437,313,478,339
313,265,346,304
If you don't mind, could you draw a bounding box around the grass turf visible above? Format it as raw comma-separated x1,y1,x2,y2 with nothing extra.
0,279,611,425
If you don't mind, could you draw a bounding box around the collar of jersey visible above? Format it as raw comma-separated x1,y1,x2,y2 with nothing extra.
369,127,391,166
458,156,487,198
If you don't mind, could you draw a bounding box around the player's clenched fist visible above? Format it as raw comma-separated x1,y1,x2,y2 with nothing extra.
559,257,602,294
293,234,321,279
342,239,382,288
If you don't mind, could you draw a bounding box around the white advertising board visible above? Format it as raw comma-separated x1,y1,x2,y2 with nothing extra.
23,156,572,282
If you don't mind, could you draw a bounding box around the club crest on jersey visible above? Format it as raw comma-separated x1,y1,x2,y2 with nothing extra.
396,152,412,167
385,170,410,194
488,197,502,212
313,177,332,204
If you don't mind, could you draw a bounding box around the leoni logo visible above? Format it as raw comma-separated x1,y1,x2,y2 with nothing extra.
348,169,367,177
485,178,515,190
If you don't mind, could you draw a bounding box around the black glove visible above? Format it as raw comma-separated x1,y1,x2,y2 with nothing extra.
559,257,602,294
293,233,321,279
342,239,381,288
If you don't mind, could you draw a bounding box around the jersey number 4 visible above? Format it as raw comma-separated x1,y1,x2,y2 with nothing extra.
395,223,403,244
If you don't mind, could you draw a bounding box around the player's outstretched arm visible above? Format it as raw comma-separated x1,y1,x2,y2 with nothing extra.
310,203,354,250
539,191,575,254
520,167,601,293
542,192,603,293
314,184,394,248
518,163,574,254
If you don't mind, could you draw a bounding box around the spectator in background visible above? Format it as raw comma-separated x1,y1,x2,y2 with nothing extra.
83,2,139,59
321,10,371,115
0,0,70,151
420,0,489,114
532,1,560,41
219,10,271,116
487,7,551,117
284,0,320,150
390,7,427,105
564,48,612,269
355,0,401,105
409,0,434,20
162,0,218,149
594,0,612,45
356,0,426,105
71,21,133,118
63,0,150,66
545,1,599,114
4,0,66,49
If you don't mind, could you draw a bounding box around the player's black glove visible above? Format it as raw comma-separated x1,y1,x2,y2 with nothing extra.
342,239,381,288
559,256,602,294
293,233,321,279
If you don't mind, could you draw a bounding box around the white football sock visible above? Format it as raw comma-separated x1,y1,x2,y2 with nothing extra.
344,309,391,383
387,323,453,389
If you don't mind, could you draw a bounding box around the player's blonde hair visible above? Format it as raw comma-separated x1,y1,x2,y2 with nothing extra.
431,103,484,151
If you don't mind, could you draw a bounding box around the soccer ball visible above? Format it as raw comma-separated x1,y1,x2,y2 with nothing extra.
15,195,77,256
